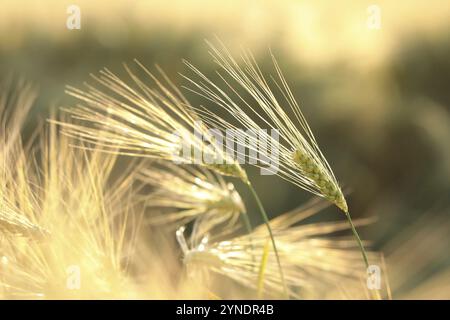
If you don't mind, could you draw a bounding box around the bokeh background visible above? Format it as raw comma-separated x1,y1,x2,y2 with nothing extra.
1,0,449,298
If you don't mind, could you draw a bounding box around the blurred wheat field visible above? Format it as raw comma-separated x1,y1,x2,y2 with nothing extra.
1,1,449,299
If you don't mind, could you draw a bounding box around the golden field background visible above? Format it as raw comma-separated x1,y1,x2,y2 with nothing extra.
1,0,449,298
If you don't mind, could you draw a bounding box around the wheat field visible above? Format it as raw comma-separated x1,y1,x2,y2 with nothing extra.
1,1,449,300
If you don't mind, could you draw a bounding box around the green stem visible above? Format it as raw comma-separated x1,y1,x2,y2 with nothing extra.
345,211,369,268
247,181,289,299
345,211,382,300
241,212,253,234
240,207,258,278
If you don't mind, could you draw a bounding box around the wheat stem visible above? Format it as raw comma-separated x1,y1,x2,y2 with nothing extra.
344,208,385,300
345,211,383,299
240,212,253,234
345,211,369,268
246,181,289,299
257,239,271,299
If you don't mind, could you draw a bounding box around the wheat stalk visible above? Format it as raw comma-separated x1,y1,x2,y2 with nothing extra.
183,41,374,273
183,41,347,212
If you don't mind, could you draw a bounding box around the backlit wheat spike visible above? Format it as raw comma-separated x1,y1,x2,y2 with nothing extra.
56,61,247,182
183,42,347,212
1,99,142,298
137,162,245,235
176,198,374,299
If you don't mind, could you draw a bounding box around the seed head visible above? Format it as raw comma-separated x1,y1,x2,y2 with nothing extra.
138,162,246,233
56,61,247,181
292,150,347,212
184,41,347,212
